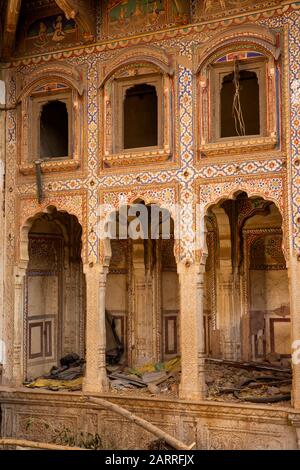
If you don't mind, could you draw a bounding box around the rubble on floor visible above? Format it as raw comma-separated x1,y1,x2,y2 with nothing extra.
205,358,291,405
25,354,292,406
109,357,292,406
26,353,84,391
26,376,83,391
108,357,180,396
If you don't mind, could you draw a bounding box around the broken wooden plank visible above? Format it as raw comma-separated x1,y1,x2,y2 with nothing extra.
206,357,291,374
108,373,146,387
84,395,195,451
233,392,291,404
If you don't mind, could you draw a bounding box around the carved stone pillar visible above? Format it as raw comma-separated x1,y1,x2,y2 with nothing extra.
132,240,154,366
83,263,109,394
288,254,300,409
217,261,236,360
0,98,5,383
12,265,26,385
178,261,207,401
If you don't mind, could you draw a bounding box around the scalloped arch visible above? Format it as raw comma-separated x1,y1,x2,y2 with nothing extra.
17,62,85,102
101,188,177,222
18,198,86,264
200,183,288,259
98,45,173,88
195,24,279,74
202,188,283,214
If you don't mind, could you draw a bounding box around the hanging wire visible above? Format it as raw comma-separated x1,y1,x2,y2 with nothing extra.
232,60,246,137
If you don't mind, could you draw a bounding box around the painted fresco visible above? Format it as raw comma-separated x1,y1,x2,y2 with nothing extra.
103,0,190,38
196,0,282,20
17,13,79,55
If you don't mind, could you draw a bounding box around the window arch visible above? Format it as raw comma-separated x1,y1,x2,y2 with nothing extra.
17,62,86,175
195,25,279,158
98,46,174,168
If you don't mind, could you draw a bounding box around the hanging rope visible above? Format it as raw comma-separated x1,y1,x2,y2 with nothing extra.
232,60,246,137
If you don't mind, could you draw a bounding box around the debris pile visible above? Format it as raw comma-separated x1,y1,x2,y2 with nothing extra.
26,353,85,391
25,353,292,406
108,357,180,397
205,358,291,405
108,357,292,405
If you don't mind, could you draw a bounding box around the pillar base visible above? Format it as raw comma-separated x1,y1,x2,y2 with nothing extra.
179,383,207,401
83,374,110,394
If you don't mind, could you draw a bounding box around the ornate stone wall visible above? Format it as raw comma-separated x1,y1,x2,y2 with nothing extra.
0,391,299,450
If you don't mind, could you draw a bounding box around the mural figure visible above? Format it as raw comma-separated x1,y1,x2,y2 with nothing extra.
133,0,143,17
52,15,65,42
171,0,190,23
204,0,226,12
200,0,282,17
104,0,190,37
24,14,77,53
106,0,168,36
34,21,48,47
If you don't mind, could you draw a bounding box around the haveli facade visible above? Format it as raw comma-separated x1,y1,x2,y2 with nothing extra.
0,0,300,450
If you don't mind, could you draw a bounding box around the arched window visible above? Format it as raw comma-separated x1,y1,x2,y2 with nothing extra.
101,59,172,166
123,83,158,149
40,100,69,159
220,70,260,138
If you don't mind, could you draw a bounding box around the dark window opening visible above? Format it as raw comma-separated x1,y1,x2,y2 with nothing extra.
123,83,158,149
40,100,69,158
220,70,260,138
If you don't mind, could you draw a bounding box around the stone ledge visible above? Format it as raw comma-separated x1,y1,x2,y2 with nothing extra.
103,150,171,168
0,388,298,450
199,136,278,158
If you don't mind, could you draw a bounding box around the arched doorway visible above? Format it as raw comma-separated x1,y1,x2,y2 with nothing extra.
24,208,85,381
105,202,179,367
204,192,290,364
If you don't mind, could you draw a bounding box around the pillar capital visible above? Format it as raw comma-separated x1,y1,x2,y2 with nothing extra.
177,260,206,276
14,263,27,281
83,262,109,277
